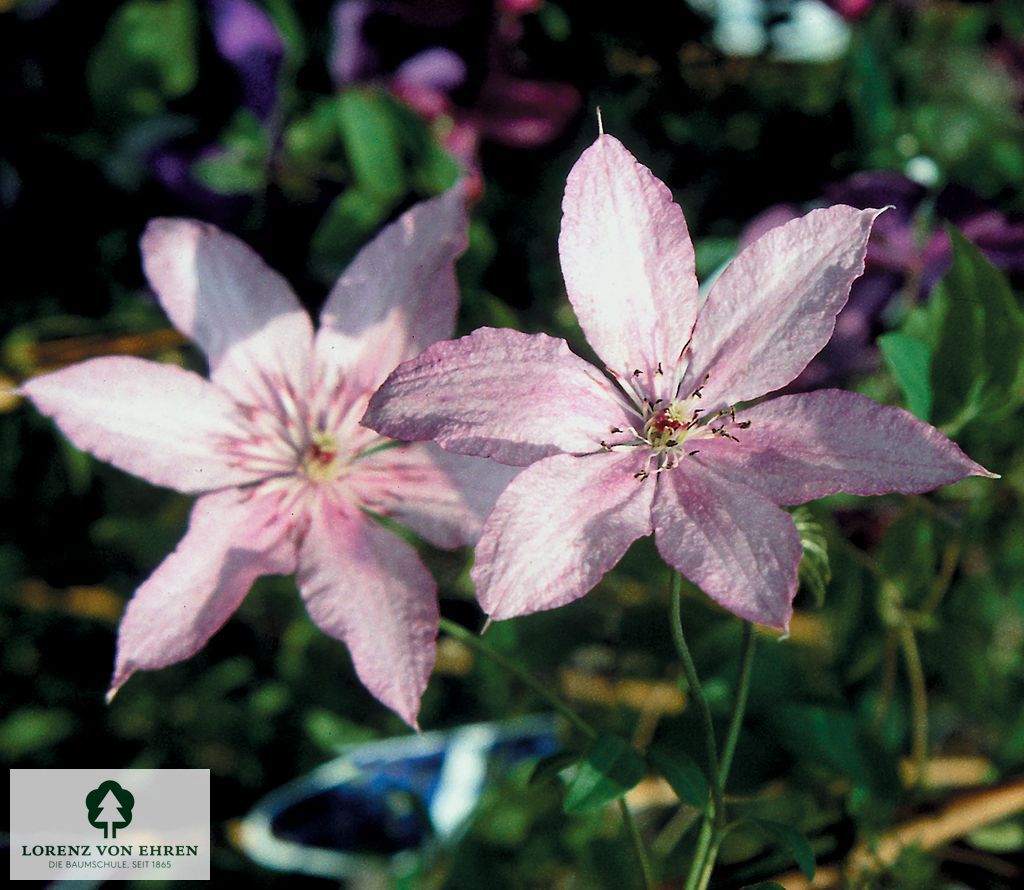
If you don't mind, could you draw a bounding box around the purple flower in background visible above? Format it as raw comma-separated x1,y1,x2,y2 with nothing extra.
148,1,285,222
331,0,581,192
824,0,873,18
210,0,285,121
742,170,1024,388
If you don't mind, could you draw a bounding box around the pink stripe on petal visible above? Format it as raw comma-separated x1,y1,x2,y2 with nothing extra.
316,185,467,392
21,356,266,493
682,206,882,409
141,218,314,406
694,389,996,505
559,134,699,397
473,451,655,620
652,462,802,630
297,496,438,728
364,327,635,467
108,486,297,697
348,442,519,549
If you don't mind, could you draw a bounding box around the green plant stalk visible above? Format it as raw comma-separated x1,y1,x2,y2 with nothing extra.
684,820,715,890
898,622,929,787
718,621,756,786
618,797,656,890
670,575,725,822
438,616,596,740
672,575,759,889
437,617,653,890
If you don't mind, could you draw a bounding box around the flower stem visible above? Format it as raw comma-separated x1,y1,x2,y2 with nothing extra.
669,575,725,822
618,797,656,890
671,576,759,890
437,617,596,740
898,622,929,788
437,617,654,889
718,621,755,786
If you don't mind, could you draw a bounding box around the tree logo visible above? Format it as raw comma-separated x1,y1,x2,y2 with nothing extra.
85,780,135,838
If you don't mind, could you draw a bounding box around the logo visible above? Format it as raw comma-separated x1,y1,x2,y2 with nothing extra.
85,780,135,838
10,769,211,880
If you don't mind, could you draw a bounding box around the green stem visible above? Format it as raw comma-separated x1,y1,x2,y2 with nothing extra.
684,820,714,890
898,622,929,788
718,622,756,786
618,797,656,890
694,831,725,890
669,575,725,824
438,617,596,740
439,617,653,888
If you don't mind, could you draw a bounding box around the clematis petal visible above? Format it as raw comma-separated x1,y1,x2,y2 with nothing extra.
681,205,882,409
347,442,519,549
297,495,438,728
688,389,997,505
20,356,264,493
316,186,467,392
560,134,699,397
652,461,802,630
141,218,314,405
473,451,655,620
108,486,297,698
364,327,635,466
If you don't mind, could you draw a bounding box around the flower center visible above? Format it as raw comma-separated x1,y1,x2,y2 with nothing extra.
643,401,695,451
614,374,751,480
300,430,343,482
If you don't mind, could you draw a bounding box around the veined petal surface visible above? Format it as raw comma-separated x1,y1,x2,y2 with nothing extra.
693,389,996,505
317,186,467,392
681,206,881,409
473,451,655,620
364,327,635,466
109,486,297,697
560,134,699,396
652,461,802,630
141,218,314,405
347,442,519,549
297,495,438,728
21,356,263,493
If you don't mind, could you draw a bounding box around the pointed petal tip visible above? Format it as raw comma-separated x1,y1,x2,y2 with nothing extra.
105,674,127,705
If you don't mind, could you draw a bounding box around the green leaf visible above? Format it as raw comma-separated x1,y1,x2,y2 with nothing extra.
750,819,816,881
192,110,269,194
792,507,831,608
0,708,76,759
563,734,646,813
310,187,396,283
192,154,265,195
336,88,406,201
647,744,709,809
930,226,1024,430
528,751,579,787
878,332,933,421
88,0,198,118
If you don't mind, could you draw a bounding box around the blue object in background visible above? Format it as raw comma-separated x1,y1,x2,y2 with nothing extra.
239,715,559,879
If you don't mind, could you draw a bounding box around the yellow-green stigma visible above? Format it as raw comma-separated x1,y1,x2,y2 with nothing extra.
301,431,342,481
643,400,693,451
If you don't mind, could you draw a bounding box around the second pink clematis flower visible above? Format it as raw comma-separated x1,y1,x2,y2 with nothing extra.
365,136,995,631
20,186,515,728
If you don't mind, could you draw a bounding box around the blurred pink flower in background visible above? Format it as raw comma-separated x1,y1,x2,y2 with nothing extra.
331,0,581,194
20,187,515,728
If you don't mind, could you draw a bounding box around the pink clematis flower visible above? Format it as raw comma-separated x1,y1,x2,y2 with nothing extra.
365,136,995,630
20,187,515,728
